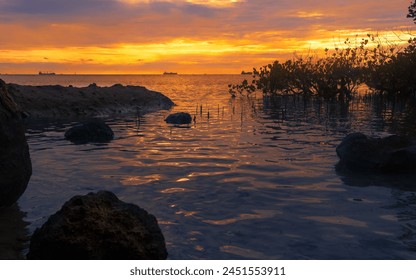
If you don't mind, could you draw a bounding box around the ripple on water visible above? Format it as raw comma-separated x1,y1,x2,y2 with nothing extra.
12,74,416,259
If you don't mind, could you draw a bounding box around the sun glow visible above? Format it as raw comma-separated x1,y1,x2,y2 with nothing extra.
0,0,413,74
0,28,411,74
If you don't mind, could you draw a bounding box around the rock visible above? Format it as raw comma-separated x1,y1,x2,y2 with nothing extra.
27,191,168,260
0,204,30,259
0,79,32,208
336,132,416,172
8,83,174,120
64,120,114,144
165,112,192,125
382,145,416,172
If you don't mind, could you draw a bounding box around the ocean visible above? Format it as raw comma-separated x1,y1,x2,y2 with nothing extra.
1,74,416,259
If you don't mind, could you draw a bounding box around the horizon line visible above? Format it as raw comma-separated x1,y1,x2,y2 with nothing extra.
0,73,246,76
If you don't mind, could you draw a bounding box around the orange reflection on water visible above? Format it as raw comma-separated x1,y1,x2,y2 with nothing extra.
220,245,271,259
120,174,162,186
303,216,368,228
203,210,280,225
175,209,199,217
160,187,191,194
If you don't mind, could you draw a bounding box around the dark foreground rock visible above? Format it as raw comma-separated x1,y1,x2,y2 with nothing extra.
7,83,174,120
336,132,416,173
0,79,32,208
0,205,29,259
65,120,114,144
27,191,168,260
165,112,192,125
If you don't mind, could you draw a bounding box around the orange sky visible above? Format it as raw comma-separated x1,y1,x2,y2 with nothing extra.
0,0,414,74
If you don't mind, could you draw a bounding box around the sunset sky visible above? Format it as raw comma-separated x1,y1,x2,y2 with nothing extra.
0,0,414,74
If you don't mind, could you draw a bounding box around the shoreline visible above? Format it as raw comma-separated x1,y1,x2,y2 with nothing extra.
6,82,175,120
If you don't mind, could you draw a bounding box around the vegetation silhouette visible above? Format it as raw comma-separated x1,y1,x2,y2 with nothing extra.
230,36,416,100
230,3,416,101
408,0,416,23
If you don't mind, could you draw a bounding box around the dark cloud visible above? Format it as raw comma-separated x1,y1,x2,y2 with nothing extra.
1,0,412,33
2,0,117,15
0,0,412,50
1,0,222,18
182,3,221,17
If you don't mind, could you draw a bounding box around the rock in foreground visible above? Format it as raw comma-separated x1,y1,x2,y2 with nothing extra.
0,79,32,208
336,132,416,172
0,205,30,259
7,83,174,120
65,120,114,144
27,191,168,260
165,112,192,125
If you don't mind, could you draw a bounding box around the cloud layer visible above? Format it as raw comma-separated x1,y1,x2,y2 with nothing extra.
0,0,414,73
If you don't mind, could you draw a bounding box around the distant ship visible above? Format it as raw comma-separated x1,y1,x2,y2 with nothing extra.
163,72,178,75
241,71,253,75
38,71,56,75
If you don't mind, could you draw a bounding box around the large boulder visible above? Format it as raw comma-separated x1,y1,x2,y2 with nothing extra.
0,79,32,208
0,205,30,259
27,191,168,260
336,132,416,172
165,112,192,125
64,120,114,144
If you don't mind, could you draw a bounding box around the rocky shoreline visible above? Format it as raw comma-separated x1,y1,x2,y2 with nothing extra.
7,82,174,120
0,79,174,259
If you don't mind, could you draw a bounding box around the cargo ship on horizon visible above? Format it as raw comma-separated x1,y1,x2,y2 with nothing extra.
38,71,56,75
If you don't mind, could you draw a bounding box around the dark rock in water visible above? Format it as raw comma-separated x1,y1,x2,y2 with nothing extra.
0,79,32,208
27,191,168,260
383,145,416,172
64,120,114,144
337,166,416,190
165,112,192,125
336,132,416,172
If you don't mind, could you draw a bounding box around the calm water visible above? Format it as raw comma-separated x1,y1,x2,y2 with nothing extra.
2,74,416,259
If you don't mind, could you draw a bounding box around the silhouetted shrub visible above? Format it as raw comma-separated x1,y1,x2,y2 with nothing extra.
230,34,416,100
366,38,416,97
408,0,416,23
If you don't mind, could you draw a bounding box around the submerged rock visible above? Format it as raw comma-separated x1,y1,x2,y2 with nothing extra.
27,191,168,260
165,112,192,125
0,79,32,208
64,120,114,144
336,132,416,172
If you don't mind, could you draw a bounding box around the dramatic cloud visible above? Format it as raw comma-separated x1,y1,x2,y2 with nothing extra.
0,0,414,74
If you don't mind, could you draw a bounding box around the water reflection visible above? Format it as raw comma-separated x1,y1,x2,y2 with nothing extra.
14,75,416,259
257,93,416,258
359,94,416,137
259,93,416,137
393,191,416,251
336,168,416,190
336,168,416,254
